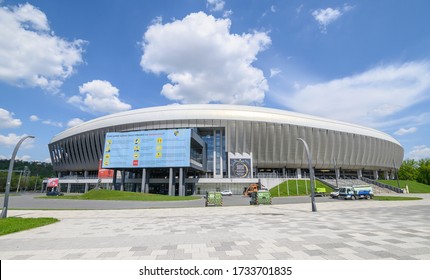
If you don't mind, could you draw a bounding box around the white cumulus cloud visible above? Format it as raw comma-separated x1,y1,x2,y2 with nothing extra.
68,80,131,114
42,120,63,127
207,0,225,12
29,115,40,122
394,127,417,136
312,4,353,33
140,12,270,104
0,3,85,92
0,108,22,128
67,118,84,128
407,145,430,160
0,133,34,148
281,61,430,128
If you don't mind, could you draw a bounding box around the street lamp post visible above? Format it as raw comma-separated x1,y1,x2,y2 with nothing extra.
297,138,317,212
1,135,35,219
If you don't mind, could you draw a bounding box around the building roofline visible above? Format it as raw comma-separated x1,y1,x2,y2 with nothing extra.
50,104,401,146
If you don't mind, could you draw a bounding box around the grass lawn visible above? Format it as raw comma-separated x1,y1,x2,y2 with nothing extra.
379,180,430,193
373,196,423,201
270,179,331,197
38,189,199,201
0,217,59,236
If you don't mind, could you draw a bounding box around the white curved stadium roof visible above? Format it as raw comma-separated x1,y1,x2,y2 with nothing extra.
51,104,401,146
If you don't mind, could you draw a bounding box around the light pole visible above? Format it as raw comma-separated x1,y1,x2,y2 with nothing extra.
297,138,317,212
1,135,35,218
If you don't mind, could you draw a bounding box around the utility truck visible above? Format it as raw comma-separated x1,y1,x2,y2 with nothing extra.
338,185,373,200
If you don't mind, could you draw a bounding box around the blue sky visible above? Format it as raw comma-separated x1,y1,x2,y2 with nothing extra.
1,0,429,162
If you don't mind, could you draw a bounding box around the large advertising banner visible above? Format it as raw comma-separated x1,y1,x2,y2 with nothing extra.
229,158,252,178
102,129,191,168
97,160,114,178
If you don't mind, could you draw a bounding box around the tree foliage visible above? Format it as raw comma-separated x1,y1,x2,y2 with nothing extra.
398,159,419,180
417,158,430,185
399,158,430,185
0,160,55,192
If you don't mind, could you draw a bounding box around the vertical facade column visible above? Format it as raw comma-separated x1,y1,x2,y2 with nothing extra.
296,168,302,179
112,169,117,190
373,170,379,180
357,170,363,178
120,170,125,191
219,130,223,178
84,170,89,193
384,171,389,180
179,168,184,196
169,168,174,196
335,168,341,179
67,171,72,193
141,168,147,193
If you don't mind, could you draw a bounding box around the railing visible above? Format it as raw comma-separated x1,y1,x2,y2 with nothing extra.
360,177,404,193
315,178,337,190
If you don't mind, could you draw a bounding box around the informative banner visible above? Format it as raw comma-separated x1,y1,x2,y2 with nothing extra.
47,178,59,187
98,160,114,178
102,129,191,168
229,158,252,178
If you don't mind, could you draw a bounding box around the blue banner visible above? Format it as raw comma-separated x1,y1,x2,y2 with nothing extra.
102,129,191,168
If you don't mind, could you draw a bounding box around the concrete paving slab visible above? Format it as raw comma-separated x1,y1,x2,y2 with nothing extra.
1,195,430,260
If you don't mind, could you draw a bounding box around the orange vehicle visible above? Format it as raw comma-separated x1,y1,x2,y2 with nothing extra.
243,181,266,196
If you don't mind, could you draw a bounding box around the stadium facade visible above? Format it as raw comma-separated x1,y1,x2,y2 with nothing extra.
48,105,404,195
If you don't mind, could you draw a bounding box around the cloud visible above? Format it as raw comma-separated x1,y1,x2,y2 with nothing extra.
0,108,22,128
0,3,86,92
16,155,32,161
29,115,40,122
0,133,34,148
140,12,270,104
281,61,430,128
42,120,63,127
207,0,225,12
270,68,281,78
394,127,417,136
67,118,84,127
312,4,353,33
68,80,131,114
407,145,430,160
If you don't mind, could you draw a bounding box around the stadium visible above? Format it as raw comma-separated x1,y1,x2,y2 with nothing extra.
48,104,404,195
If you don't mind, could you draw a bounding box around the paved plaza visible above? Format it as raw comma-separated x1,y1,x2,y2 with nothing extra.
1,196,430,260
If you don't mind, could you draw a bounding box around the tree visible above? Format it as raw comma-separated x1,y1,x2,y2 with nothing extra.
398,159,419,180
417,158,430,185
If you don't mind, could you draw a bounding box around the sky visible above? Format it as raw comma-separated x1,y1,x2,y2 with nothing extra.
0,0,429,163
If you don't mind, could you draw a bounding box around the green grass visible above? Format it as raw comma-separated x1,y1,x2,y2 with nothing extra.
270,179,331,197
0,217,59,236
373,196,423,201
378,180,430,193
38,189,199,201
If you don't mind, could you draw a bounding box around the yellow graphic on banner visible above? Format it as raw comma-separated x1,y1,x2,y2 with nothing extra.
156,152,162,158
156,145,162,151
107,139,112,145
134,138,140,144
134,146,140,152
104,160,110,166
156,138,163,144
134,153,139,159
104,154,110,159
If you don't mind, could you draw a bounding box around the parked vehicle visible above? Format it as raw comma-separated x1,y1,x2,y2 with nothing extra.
243,180,266,196
330,190,339,199
338,185,373,200
205,191,223,206
220,190,233,196
250,190,272,205
46,186,64,196
315,187,327,197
